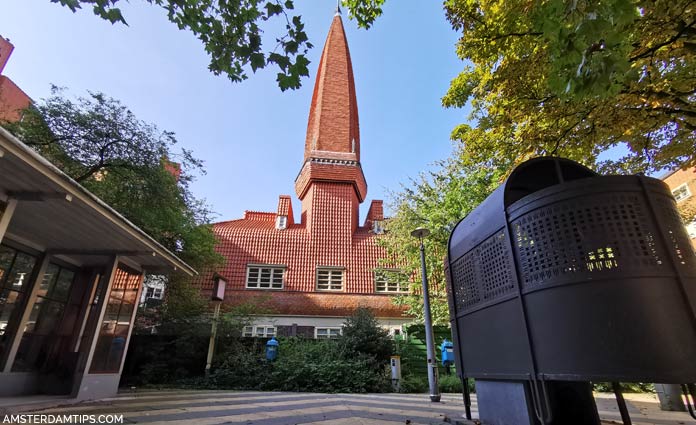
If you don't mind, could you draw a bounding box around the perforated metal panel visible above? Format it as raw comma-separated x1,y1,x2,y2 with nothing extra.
451,251,480,311
511,193,667,290
446,159,696,384
450,230,516,312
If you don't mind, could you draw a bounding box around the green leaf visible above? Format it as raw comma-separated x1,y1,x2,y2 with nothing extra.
264,2,283,17
250,52,265,72
268,52,291,70
49,0,389,91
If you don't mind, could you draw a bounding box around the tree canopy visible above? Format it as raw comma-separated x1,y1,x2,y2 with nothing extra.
2,87,221,271
53,0,386,91
54,1,695,170
443,0,695,174
380,150,506,325
384,1,695,324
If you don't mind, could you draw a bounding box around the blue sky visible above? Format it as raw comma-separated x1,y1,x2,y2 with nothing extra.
0,1,469,223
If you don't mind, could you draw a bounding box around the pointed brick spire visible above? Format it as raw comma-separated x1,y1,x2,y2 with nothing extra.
295,13,367,204
303,14,360,163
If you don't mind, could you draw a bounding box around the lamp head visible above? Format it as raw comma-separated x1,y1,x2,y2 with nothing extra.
212,274,227,301
410,227,430,239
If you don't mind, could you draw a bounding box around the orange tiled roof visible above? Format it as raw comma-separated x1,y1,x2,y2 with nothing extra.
202,206,405,318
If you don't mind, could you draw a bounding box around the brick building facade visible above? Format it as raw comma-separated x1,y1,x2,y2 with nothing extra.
198,12,410,337
0,36,31,122
662,167,696,250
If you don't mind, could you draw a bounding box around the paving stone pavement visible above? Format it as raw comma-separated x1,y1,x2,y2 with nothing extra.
12,390,696,425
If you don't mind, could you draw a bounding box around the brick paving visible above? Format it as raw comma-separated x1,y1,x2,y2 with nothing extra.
12,391,696,425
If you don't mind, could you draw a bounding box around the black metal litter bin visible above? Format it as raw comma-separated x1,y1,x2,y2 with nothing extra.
445,157,696,424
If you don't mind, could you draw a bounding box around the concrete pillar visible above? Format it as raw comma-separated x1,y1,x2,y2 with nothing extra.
71,259,145,401
71,256,119,399
117,270,145,377
655,383,686,411
70,270,103,353
0,198,17,244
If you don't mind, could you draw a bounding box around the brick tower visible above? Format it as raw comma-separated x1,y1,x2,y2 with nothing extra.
199,11,409,338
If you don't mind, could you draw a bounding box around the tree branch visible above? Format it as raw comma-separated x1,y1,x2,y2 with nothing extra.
630,19,696,62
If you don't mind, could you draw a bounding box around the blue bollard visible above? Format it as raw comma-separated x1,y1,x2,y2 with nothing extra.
266,337,279,361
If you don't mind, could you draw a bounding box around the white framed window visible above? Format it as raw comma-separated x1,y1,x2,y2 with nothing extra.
246,265,285,289
316,268,344,291
374,269,409,293
145,287,163,299
389,328,405,338
275,215,288,230
315,327,342,339
243,325,276,338
672,183,691,202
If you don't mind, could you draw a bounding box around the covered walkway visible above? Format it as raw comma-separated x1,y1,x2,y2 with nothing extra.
0,126,195,400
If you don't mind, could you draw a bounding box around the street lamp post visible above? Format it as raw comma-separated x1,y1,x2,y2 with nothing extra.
205,274,227,377
411,227,441,403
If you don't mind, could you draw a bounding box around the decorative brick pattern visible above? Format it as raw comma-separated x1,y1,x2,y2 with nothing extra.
201,289,404,318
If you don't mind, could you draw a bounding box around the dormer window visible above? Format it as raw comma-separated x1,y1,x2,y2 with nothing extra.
375,269,409,293
246,265,285,289
316,267,344,291
372,220,384,234
275,215,288,230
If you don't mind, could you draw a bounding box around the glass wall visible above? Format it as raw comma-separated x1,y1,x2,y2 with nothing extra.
0,244,38,368
89,265,141,373
12,263,76,372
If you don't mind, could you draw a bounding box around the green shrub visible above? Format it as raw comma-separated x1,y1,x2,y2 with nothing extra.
439,374,464,393
339,307,393,369
400,375,429,393
398,373,475,394
208,308,394,393
209,342,270,390
209,337,390,393
132,307,397,393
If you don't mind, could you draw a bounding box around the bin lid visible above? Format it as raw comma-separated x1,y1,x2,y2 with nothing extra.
267,337,279,346
448,157,596,261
